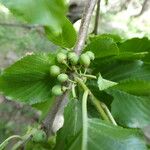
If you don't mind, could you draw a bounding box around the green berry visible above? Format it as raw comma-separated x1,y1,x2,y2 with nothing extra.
57,73,68,83
68,52,79,65
32,129,46,143
71,56,79,65
57,52,67,64
52,85,63,96
68,52,76,59
80,54,91,67
50,65,60,77
86,51,95,60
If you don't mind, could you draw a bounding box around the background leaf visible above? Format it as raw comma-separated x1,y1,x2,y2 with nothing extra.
0,0,77,48
0,53,57,104
0,0,66,30
45,18,77,48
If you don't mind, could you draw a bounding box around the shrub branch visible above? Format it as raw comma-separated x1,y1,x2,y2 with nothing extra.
93,0,101,35
42,0,97,137
74,0,98,55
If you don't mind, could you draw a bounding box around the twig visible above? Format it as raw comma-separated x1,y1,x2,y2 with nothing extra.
74,0,98,55
133,0,148,17
93,0,101,35
41,92,68,136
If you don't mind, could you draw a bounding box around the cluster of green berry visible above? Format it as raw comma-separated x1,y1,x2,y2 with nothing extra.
50,51,95,96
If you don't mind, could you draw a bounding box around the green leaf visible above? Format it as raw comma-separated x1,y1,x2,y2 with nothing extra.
108,89,150,128
90,37,150,71
97,74,118,91
113,79,150,96
55,98,147,150
118,37,150,62
92,59,150,128
45,18,77,48
87,80,113,107
101,61,150,82
0,53,56,104
116,51,149,61
90,34,122,43
89,62,150,105
100,61,150,96
86,119,147,150
84,36,119,59
118,37,150,53
1,0,77,48
0,0,66,30
54,99,82,150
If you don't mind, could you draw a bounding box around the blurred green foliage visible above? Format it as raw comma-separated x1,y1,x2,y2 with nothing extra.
0,11,56,146
0,12,57,56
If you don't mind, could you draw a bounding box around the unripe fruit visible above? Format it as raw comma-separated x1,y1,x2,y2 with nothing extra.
57,73,68,83
57,52,67,64
86,51,95,60
50,65,60,77
68,52,76,59
52,85,63,96
80,54,91,67
32,129,46,143
68,52,79,65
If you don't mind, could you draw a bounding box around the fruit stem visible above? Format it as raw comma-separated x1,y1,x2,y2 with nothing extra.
12,127,37,150
84,68,87,74
63,62,72,70
82,90,89,150
72,83,77,98
68,79,76,84
0,135,22,150
81,74,97,79
75,77,114,123
73,66,80,76
101,103,117,126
